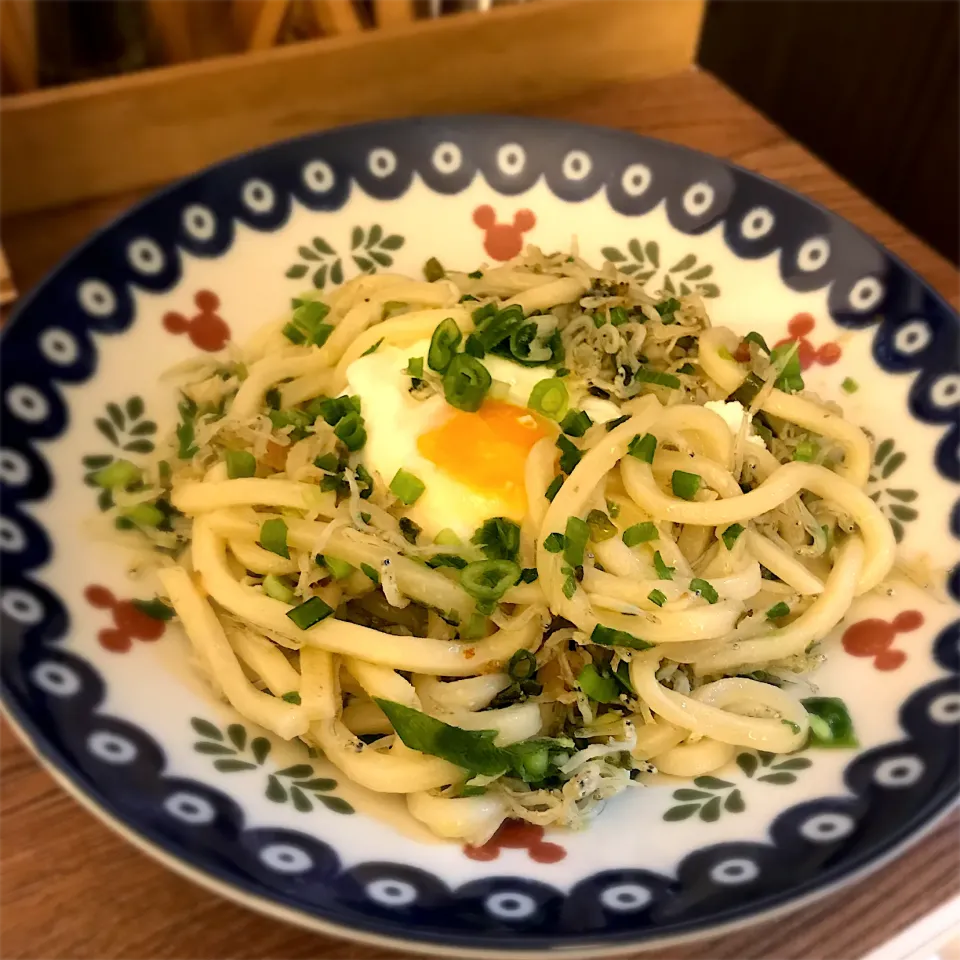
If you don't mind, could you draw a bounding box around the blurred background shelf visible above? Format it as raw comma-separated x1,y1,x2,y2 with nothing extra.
1,0,955,267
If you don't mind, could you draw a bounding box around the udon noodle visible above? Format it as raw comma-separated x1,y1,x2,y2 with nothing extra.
101,246,898,845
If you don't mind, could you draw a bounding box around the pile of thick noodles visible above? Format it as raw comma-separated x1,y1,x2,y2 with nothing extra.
100,245,897,845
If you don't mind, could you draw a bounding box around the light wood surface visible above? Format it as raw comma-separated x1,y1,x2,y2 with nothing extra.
1,68,957,960
0,0,705,216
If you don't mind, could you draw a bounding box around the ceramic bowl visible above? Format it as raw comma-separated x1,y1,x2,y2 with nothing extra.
2,117,958,958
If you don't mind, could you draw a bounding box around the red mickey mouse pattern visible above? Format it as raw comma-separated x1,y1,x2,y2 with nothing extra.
775,312,842,369
472,206,536,262
463,819,565,863
842,610,924,671
85,585,166,653
163,290,231,352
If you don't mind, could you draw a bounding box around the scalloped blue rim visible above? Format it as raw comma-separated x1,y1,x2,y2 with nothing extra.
1,116,957,955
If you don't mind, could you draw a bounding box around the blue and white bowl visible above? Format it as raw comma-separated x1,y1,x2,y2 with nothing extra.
2,117,957,957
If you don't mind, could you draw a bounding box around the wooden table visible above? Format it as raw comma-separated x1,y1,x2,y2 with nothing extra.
2,69,958,960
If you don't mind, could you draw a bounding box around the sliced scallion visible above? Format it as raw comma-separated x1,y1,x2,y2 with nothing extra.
556,435,582,473
766,601,790,620
93,459,141,489
543,532,565,553
427,317,462,374
443,354,491,412
590,623,652,650
390,468,425,505
633,369,681,389
286,596,334,629
225,450,257,478
545,475,564,501
721,523,744,550
689,578,719,604
671,470,701,500
623,522,657,546
423,257,445,282
563,516,590,567
647,588,667,607
653,550,675,580
528,378,569,421
586,509,617,541
322,555,355,580
627,433,657,463
460,559,521,602
560,409,592,437
577,663,620,703
259,518,289,559
263,575,295,603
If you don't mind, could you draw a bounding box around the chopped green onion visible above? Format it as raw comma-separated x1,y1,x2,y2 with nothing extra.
561,566,577,598
464,333,486,358
381,300,406,320
556,435,581,474
841,377,859,394
721,523,745,550
375,698,509,776
623,522,657,546
472,517,521,561
281,690,302,704
653,551,674,580
317,396,353,426
285,595,333,629
334,412,367,451
793,439,819,462
586,509,617,541
560,409,592,437
591,623,653,650
405,356,424,378
543,532,565,553
554,367,570,378
131,598,175,621
802,697,858,748
467,270,484,280
476,304,524,350
518,567,538,583
322,555,355,580
633,369,681,389
592,313,606,329
259,518,289,559
677,363,696,374
770,342,805,393
283,300,331,344
655,297,681,318
360,338,384,357
743,331,770,354
471,302,497,325
766,601,790,620
360,562,380,584
730,371,766,406
423,257,445,282
443,354,492,412
123,502,164,527
427,554,468,570
225,450,257,478
545,475,564,501
577,663,621,703
399,517,421,545
671,470,701,500
461,612,489,638
428,318,462,375
606,415,630,432
460,559,521,602
434,528,461,546
606,498,620,518
689,578,719,604
355,463,374,499
265,388,281,411
528,378,569,421
507,649,538,681
389,468,425,505
647,588,667,607
93,459,141,489
627,433,657,463
263,575,295,603
563,516,590,567
609,306,630,327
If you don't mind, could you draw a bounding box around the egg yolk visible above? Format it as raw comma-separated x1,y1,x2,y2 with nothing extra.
417,400,548,517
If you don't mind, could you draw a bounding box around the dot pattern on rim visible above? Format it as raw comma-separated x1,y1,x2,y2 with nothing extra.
0,116,957,954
